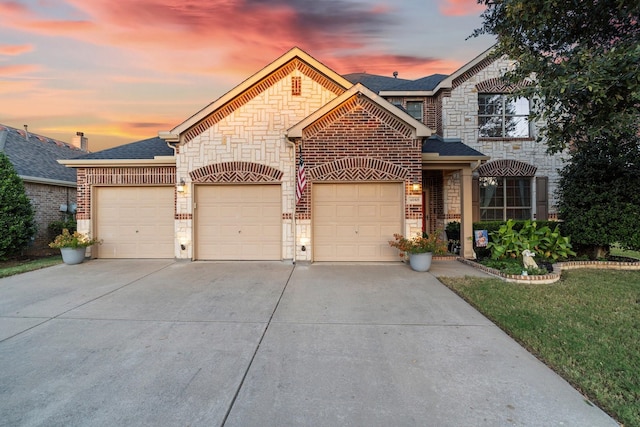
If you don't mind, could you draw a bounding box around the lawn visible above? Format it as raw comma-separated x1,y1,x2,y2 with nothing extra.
440,269,640,427
0,256,63,278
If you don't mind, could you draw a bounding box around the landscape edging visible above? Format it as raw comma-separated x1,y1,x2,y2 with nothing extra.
457,258,640,284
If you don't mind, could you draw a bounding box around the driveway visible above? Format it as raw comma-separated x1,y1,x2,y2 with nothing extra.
0,260,617,426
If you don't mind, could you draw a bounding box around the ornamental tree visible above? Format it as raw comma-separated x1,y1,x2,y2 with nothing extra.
473,0,640,255
0,152,36,259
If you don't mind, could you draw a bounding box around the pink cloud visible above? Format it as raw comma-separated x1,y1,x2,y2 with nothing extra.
0,44,33,55
0,1,29,14
438,0,485,17
0,64,41,75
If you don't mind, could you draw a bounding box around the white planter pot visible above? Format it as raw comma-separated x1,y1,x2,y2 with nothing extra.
409,252,433,272
60,247,87,265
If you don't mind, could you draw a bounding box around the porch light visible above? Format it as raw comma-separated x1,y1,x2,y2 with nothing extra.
412,183,422,192
177,179,186,193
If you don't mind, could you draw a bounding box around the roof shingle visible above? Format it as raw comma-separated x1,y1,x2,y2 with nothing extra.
0,124,84,183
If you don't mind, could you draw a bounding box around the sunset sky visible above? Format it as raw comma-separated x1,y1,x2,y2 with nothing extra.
0,0,493,152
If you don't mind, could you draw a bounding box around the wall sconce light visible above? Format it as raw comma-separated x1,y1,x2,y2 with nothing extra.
177,179,186,193
412,183,422,192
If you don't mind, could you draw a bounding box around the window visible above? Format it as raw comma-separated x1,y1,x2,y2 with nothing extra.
478,94,530,138
479,177,531,220
406,101,423,122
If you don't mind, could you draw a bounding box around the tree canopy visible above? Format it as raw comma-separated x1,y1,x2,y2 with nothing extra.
473,0,640,253
473,0,640,154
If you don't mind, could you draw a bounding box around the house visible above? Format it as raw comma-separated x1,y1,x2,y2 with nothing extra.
0,125,87,253
61,46,562,261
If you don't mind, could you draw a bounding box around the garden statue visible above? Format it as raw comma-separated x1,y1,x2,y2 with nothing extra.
522,249,539,270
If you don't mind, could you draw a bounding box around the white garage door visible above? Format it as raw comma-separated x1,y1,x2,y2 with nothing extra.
95,186,174,258
195,185,281,260
313,183,404,261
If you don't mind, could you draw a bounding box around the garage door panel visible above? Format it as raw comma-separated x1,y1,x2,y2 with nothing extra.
95,187,174,259
313,183,403,262
196,185,281,260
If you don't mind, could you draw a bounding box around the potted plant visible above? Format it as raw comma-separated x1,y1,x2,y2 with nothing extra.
445,221,461,254
389,230,447,272
49,229,101,265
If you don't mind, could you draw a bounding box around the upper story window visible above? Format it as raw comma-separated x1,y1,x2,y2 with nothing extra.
478,94,530,138
406,101,423,122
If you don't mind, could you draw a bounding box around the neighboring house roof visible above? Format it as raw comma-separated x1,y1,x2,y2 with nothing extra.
61,136,176,167
75,137,173,160
0,124,84,186
343,73,447,92
422,135,489,159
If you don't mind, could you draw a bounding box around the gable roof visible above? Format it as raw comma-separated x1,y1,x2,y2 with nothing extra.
161,47,354,143
0,124,84,185
287,83,433,139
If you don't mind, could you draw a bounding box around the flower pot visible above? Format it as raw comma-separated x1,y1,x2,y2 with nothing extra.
60,247,87,265
409,252,433,272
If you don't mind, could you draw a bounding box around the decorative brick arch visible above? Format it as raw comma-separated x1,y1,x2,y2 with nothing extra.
476,159,537,177
308,157,408,182
476,77,531,93
190,162,283,183
304,96,415,140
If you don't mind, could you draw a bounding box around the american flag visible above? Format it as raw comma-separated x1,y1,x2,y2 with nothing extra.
296,145,307,205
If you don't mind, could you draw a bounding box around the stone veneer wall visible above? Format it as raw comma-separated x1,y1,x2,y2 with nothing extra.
441,57,567,217
23,182,77,254
176,65,342,260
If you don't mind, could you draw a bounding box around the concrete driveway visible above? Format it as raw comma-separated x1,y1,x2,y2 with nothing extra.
0,260,617,426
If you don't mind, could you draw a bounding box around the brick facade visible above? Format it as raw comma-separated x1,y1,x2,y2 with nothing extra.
23,182,77,254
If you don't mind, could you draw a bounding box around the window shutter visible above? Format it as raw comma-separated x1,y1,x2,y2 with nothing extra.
472,177,480,222
536,176,548,220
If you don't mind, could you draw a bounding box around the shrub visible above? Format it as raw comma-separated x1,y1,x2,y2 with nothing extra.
473,220,560,259
48,216,77,240
0,153,36,260
486,219,575,262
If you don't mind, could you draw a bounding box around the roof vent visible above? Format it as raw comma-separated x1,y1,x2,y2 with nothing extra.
23,124,29,140
393,71,398,78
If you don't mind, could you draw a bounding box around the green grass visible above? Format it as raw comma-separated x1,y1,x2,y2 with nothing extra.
440,270,640,426
0,256,63,278
611,245,640,260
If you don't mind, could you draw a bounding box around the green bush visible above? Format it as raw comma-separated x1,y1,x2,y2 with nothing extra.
473,220,560,259
48,216,77,240
0,153,36,260
485,219,575,262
